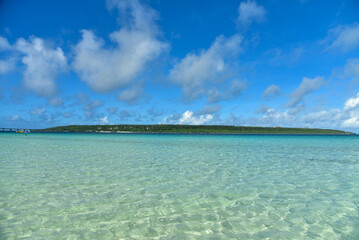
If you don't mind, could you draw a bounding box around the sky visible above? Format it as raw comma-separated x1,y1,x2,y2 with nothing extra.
1,0,359,132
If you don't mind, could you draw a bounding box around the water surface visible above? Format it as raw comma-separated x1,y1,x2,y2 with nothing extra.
1,133,359,239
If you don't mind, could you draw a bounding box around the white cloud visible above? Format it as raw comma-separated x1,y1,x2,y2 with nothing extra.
326,23,359,52
179,111,213,125
0,36,67,93
83,100,103,119
344,58,359,82
63,111,72,118
256,105,270,113
302,109,345,126
107,107,118,114
0,58,15,74
162,110,214,125
73,92,90,105
30,107,46,115
161,113,181,124
233,107,343,129
15,37,67,97
228,79,247,98
99,116,109,124
342,117,359,128
237,0,266,26
203,90,359,131
342,93,359,127
206,79,247,103
170,34,242,101
0,36,16,75
248,92,359,130
196,104,221,115
119,110,136,119
207,88,222,103
117,83,144,104
0,36,11,51
262,84,282,98
287,76,324,107
7,114,20,121
160,91,359,130
48,96,64,106
83,100,102,111
264,47,304,67
344,92,359,110
73,0,168,93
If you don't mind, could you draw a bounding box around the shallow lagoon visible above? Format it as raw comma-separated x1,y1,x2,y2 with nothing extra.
1,133,359,239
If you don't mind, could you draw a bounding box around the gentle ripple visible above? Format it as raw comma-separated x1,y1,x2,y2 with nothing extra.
1,133,359,239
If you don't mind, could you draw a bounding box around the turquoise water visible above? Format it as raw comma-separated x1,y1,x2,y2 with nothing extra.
1,133,359,239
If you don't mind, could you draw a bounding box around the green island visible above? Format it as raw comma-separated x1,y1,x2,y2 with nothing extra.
34,124,355,135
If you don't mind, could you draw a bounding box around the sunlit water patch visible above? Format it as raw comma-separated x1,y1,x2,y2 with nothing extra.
1,133,359,239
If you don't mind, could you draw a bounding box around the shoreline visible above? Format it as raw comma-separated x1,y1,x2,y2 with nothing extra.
12,131,357,136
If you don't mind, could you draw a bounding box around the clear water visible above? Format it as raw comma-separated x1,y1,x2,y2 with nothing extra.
1,133,359,239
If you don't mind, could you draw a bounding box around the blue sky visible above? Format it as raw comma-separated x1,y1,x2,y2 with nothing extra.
1,0,359,132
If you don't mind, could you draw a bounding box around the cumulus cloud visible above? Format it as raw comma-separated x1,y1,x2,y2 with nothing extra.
170,34,242,101
178,91,359,131
241,92,359,130
15,37,67,97
0,36,11,51
265,47,304,67
0,37,17,75
63,111,72,118
117,83,144,104
237,0,266,27
325,23,359,52
146,108,164,121
0,58,15,74
262,84,282,98
195,104,221,115
119,110,136,119
30,107,46,115
6,114,21,122
206,80,247,103
99,116,109,124
256,105,270,114
234,107,326,129
341,93,359,127
107,107,118,114
344,92,359,110
179,111,213,125
302,109,343,125
287,76,324,107
162,110,214,125
261,107,345,129
342,117,359,128
83,100,102,111
83,100,103,118
48,96,64,106
227,79,247,98
161,113,181,124
206,88,221,103
73,0,168,94
73,92,90,105
0,36,66,94
344,58,359,82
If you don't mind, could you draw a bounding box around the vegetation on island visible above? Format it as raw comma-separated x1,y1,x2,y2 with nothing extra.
35,124,355,135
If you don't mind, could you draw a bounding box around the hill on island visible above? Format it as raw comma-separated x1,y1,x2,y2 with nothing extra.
36,124,354,135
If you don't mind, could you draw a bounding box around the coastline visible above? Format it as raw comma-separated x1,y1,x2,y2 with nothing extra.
24,124,355,135
23,130,357,136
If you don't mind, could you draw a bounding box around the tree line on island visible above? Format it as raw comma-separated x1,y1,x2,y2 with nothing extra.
33,124,354,135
